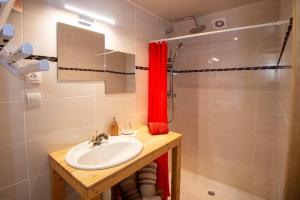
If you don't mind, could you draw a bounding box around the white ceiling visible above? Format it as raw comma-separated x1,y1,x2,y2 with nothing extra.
130,0,267,21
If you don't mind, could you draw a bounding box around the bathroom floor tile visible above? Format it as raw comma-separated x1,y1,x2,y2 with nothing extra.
180,169,266,200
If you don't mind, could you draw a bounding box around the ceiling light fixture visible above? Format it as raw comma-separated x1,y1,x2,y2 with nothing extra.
212,57,220,62
64,4,116,25
234,37,239,41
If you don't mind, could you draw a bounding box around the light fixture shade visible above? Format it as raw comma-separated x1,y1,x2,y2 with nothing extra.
64,4,116,25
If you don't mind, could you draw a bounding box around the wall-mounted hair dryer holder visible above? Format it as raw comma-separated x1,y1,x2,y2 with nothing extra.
0,0,49,77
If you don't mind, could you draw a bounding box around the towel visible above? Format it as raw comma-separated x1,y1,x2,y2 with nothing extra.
143,196,161,200
148,122,169,135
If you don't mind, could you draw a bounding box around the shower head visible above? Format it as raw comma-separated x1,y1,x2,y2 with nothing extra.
188,16,206,34
190,25,206,34
171,42,183,65
177,42,183,49
171,16,206,34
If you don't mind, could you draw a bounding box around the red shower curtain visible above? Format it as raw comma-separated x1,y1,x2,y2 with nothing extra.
148,42,170,200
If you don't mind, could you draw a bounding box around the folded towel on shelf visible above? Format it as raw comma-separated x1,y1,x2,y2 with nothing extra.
148,122,169,135
139,162,158,198
119,175,142,200
120,177,137,193
138,172,157,181
142,196,161,200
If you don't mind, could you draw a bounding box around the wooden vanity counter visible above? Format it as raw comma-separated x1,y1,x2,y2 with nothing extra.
49,126,182,200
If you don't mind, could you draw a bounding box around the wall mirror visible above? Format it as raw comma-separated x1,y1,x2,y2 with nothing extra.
57,23,136,93
57,22,105,81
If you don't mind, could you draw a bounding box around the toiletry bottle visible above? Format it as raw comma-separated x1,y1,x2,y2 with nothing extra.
110,117,118,136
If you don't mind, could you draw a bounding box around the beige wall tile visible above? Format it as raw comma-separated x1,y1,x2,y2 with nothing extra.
0,102,25,147
255,115,276,139
173,75,281,198
0,181,30,200
23,0,64,17
25,63,96,99
174,72,218,89
23,13,57,57
0,143,28,188
278,69,292,123
96,94,136,127
213,44,258,67
134,113,148,125
135,7,168,42
257,92,278,116
135,70,148,93
27,128,91,177
211,30,258,51
135,41,149,67
30,173,50,200
255,70,278,91
216,71,258,91
136,92,148,116
0,68,24,102
211,90,257,114
135,7,169,67
95,82,106,95
25,96,95,141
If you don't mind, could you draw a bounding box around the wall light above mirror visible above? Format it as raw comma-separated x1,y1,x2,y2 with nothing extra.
57,22,136,94
64,4,116,25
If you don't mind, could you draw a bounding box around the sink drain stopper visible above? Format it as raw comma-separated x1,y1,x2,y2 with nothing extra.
208,191,215,196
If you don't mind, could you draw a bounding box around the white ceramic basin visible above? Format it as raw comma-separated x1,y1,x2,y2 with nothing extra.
65,136,143,170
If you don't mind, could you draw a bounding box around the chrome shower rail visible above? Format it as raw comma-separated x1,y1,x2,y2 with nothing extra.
151,20,290,43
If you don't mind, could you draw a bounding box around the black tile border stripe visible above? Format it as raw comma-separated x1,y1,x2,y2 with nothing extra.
171,65,291,73
58,67,105,73
135,66,149,70
277,17,293,66
25,55,58,62
25,55,145,74
58,67,135,75
25,55,291,73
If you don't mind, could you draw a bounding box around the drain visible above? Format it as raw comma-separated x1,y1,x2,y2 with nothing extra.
208,191,215,196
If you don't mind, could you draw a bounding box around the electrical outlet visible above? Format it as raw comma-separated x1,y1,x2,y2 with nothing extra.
25,72,42,83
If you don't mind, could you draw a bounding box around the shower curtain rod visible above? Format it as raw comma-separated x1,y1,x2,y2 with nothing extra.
151,20,290,43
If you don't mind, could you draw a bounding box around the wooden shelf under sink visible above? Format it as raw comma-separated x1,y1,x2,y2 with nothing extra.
49,126,182,200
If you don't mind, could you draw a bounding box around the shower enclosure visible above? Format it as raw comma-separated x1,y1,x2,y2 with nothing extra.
164,0,292,199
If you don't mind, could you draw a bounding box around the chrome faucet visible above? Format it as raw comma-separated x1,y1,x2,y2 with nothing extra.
89,131,109,146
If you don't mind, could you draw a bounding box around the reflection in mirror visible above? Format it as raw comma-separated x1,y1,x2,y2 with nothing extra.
104,49,136,94
57,22,105,81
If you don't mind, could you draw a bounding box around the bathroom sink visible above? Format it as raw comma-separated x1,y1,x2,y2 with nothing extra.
65,136,143,170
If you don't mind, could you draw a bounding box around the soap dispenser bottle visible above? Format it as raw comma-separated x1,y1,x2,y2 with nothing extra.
110,117,118,136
